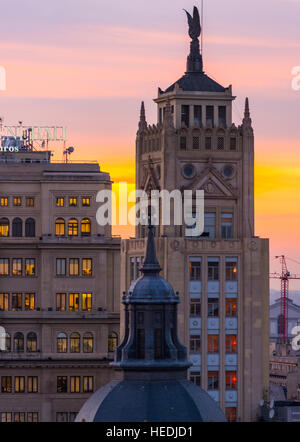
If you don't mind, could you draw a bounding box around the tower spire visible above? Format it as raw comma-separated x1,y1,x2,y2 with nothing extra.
141,223,161,274
184,6,203,73
138,101,147,132
243,97,252,128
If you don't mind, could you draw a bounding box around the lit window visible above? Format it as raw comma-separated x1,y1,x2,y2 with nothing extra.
57,376,67,393
0,258,9,276
190,299,201,317
226,407,237,422
14,332,24,351
0,197,8,206
83,376,93,393
69,258,79,276
13,197,22,206
56,293,66,311
27,332,37,352
27,412,38,422
226,371,237,390
68,219,78,236
70,332,80,353
226,335,237,353
0,293,9,311
57,333,67,353
14,413,25,422
82,258,92,276
12,293,22,311
1,376,12,393
0,218,9,237
56,258,66,276
25,293,35,311
69,293,79,311
25,258,35,276
81,218,91,236
70,376,80,393
14,376,25,393
207,334,219,353
190,260,201,280
221,213,233,239
189,335,201,353
83,333,93,353
25,218,35,237
208,298,219,317
12,218,22,237
55,218,65,236
226,259,238,280
208,258,219,281
82,197,90,207
12,258,22,276
226,298,237,317
190,371,201,387
26,197,34,207
207,371,219,390
108,332,118,352
1,412,12,422
56,197,64,207
82,293,92,311
69,197,77,207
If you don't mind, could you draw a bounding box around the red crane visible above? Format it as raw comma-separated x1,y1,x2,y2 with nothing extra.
270,255,300,342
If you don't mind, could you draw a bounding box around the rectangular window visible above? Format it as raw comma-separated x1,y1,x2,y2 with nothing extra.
26,197,34,207
137,329,145,359
82,197,90,207
226,298,237,317
190,299,201,317
189,335,201,353
14,376,25,393
1,376,12,393
27,376,38,393
0,197,8,206
13,197,22,206
57,376,68,393
56,197,64,207
206,106,214,127
69,412,77,422
192,136,200,150
181,105,189,127
14,412,25,422
82,293,92,311
82,258,92,276
56,258,66,276
225,407,237,422
208,259,219,281
69,258,79,276
205,136,212,150
25,293,35,311
25,258,35,276
207,371,219,390
180,136,187,150
69,293,79,311
27,412,39,422
221,213,233,239
190,371,201,387
12,258,22,276
194,105,202,127
230,137,237,151
130,257,135,283
208,335,219,353
0,258,9,276
226,335,237,353
1,412,12,422
56,412,68,422
218,106,226,127
226,371,237,389
203,213,216,238
56,293,66,311
70,376,80,393
0,293,9,311
135,257,140,279
189,260,201,280
83,376,94,393
217,137,224,150
226,258,238,281
11,293,22,311
69,197,77,207
208,298,219,317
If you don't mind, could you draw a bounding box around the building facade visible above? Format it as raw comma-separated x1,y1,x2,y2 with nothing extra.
0,148,120,422
270,298,300,342
121,7,269,422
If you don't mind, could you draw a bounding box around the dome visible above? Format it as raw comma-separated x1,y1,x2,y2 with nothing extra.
128,273,178,303
76,379,227,422
163,72,226,94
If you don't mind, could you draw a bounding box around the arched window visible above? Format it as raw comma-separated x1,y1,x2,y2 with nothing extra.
108,332,118,353
27,332,37,352
25,218,35,237
81,218,91,236
14,332,24,352
5,333,11,352
57,332,67,353
0,218,9,237
12,218,22,237
70,332,80,353
83,332,93,353
55,218,65,236
68,219,78,236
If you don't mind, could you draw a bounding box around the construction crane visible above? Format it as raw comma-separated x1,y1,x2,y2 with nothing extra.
270,255,300,342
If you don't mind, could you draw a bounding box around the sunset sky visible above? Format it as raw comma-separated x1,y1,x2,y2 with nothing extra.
0,0,300,290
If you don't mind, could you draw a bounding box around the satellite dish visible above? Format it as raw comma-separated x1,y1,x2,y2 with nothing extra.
259,399,264,407
269,409,275,419
270,399,274,409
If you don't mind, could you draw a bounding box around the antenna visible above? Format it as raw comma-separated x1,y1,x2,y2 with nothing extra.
63,146,75,163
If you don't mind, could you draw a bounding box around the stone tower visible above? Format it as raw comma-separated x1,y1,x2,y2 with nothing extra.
121,6,269,422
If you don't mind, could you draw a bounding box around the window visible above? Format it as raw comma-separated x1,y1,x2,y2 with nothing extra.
217,137,224,150
0,293,9,311
83,376,93,393
25,218,35,237
230,137,237,151
135,257,140,279
218,106,226,127
82,258,92,276
14,413,25,422
57,376,67,393
13,197,22,206
69,293,79,311
0,197,8,206
203,213,216,238
0,218,9,237
25,258,35,276
190,260,201,280
56,197,64,207
69,258,79,276
193,136,200,150
207,371,219,390
12,218,22,237
226,259,238,280
14,332,24,351
27,332,37,352
205,136,212,150
208,298,219,317
221,213,233,239
56,412,68,422
190,299,201,317
70,376,80,393
82,197,90,207
55,218,65,236
69,412,77,422
130,257,134,283
25,293,35,311
1,376,12,393
226,299,237,317
190,335,201,353
83,333,93,353
108,332,118,352
180,136,187,150
69,197,77,207
15,376,25,393
206,106,214,127
226,371,237,389
190,371,201,387
81,218,91,236
194,105,202,127
27,412,39,422
208,259,219,281
56,293,66,311
12,258,22,276
226,335,237,353
70,332,80,353
82,293,92,311
0,258,9,276
26,197,34,207
154,328,163,360
181,105,189,127
12,293,22,311
57,332,67,353
56,258,66,276
1,412,12,422
68,218,78,236
5,333,11,351
208,335,219,353
226,407,237,422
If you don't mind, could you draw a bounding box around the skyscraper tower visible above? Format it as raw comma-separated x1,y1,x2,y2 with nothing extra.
121,6,269,421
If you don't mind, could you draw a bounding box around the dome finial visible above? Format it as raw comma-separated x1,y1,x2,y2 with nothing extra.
141,220,161,274
184,6,203,73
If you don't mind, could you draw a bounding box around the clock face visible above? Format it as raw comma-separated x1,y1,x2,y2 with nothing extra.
222,165,235,179
182,163,196,179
